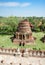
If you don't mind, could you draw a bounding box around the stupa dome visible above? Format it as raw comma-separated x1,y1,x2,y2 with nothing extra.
17,19,32,33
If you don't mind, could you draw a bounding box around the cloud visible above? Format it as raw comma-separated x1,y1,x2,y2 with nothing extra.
0,2,31,7
21,3,31,7
0,2,19,7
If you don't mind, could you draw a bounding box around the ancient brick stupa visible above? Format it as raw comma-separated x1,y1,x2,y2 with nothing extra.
13,19,35,46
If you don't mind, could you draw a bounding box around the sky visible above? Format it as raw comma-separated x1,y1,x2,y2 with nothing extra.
0,0,45,17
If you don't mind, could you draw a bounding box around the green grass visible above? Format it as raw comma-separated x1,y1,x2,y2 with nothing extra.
0,32,45,50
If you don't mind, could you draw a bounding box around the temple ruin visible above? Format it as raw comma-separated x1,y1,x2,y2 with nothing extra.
40,35,45,43
13,19,35,46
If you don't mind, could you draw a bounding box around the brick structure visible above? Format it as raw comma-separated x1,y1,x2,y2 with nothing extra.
40,35,45,43
13,19,35,46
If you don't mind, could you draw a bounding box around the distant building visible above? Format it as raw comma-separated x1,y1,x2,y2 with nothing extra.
13,19,35,46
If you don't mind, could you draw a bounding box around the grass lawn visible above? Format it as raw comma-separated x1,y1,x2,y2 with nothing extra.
0,32,45,50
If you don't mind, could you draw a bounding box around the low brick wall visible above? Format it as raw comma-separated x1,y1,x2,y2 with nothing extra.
0,48,45,57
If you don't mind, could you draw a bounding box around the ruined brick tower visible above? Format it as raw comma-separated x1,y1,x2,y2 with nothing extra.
13,19,34,46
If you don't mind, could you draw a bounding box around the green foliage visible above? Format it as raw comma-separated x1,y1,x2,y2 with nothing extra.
0,32,45,50
0,16,45,34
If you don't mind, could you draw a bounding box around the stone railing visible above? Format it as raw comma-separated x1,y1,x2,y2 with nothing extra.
0,48,45,57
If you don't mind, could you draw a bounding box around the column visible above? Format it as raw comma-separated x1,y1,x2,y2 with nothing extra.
16,33,17,39
29,34,30,40
16,33,18,39
22,34,23,40
25,34,26,40
16,33,19,39
18,33,19,39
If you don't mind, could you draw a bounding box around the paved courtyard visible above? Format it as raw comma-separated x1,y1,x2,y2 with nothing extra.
0,54,45,65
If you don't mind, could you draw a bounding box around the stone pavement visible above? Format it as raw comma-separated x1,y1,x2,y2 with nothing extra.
0,54,45,65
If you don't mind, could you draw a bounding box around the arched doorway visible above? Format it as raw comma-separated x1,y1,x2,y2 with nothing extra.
23,35,25,40
19,34,22,40
23,42,25,46
19,42,21,46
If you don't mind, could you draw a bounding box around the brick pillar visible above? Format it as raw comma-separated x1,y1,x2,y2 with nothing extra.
16,34,17,39
18,33,19,39
16,33,19,39
16,33,18,39
22,34,23,40
29,34,30,40
25,34,26,40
